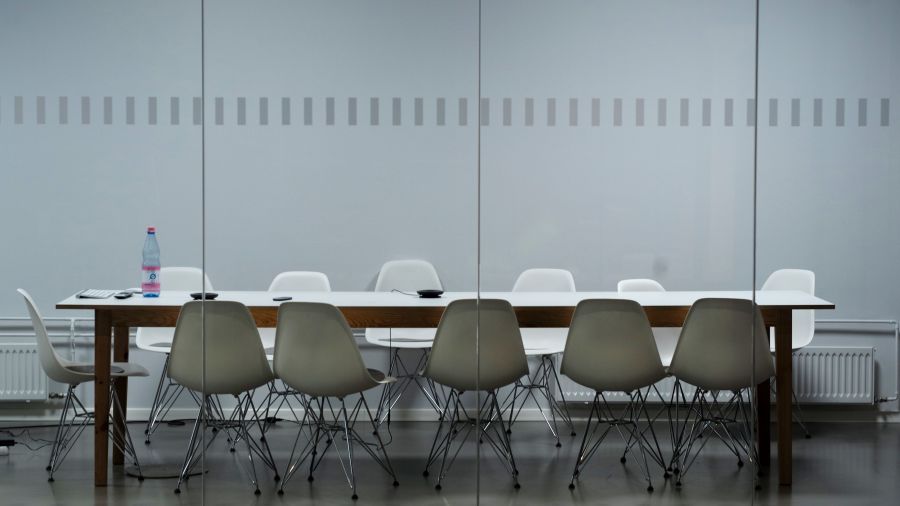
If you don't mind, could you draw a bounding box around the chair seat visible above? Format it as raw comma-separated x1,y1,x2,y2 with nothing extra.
367,368,395,384
365,328,435,349
136,327,175,353
66,361,150,378
521,328,566,356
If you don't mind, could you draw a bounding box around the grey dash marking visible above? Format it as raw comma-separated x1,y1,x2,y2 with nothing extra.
836,98,845,126
304,97,312,125
326,97,335,126
215,97,224,125
14,96,23,124
480,98,490,126
858,98,867,126
370,98,379,125
236,97,246,126
613,98,622,126
415,98,423,126
881,98,890,126
569,98,578,126
103,96,112,125
546,98,556,126
724,98,733,126
281,97,290,125
148,97,158,125
813,98,823,126
59,96,68,124
525,98,534,126
680,98,689,126
768,98,777,127
348,97,357,126
591,98,600,126
658,98,667,126
126,97,135,124
392,97,401,126
458,98,467,126
170,97,180,125
702,98,711,126
193,97,202,125
37,96,46,124
746,99,756,126
791,98,800,127
81,96,90,125
436,98,446,126
502,98,511,126
635,98,644,127
259,97,268,125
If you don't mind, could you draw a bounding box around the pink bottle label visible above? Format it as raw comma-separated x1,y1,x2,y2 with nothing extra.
142,266,160,292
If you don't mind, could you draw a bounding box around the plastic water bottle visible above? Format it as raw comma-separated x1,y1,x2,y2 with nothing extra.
141,227,161,297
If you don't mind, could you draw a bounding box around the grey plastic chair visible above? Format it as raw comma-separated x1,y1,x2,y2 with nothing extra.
504,268,577,447
138,266,213,444
168,300,277,495
421,299,529,490
18,289,148,482
273,302,397,500
667,298,775,487
561,299,666,493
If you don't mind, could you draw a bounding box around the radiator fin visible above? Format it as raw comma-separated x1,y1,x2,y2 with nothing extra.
0,344,49,401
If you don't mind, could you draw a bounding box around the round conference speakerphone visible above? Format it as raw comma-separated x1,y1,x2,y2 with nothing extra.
416,289,443,298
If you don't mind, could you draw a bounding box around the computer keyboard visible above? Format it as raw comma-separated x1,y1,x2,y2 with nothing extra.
76,289,119,299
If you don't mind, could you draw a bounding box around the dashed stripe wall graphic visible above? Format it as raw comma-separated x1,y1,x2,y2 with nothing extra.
0,96,892,127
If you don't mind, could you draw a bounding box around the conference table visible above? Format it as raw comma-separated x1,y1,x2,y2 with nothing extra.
56,289,834,487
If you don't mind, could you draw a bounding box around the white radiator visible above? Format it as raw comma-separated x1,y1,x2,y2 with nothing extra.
555,346,875,405
0,343,49,401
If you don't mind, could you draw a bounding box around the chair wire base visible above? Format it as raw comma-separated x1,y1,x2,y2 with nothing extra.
423,389,521,490
669,382,759,488
568,391,656,493
278,395,398,500
143,354,194,444
174,392,278,495
501,354,576,446
374,348,446,426
47,380,144,482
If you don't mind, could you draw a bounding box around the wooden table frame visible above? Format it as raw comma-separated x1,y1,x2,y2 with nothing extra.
60,298,825,487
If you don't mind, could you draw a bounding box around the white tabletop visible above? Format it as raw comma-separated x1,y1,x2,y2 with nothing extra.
57,290,834,310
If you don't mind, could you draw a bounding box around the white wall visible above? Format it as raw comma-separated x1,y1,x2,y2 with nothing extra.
1,0,898,416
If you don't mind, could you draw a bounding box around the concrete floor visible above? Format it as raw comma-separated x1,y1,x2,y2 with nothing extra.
0,420,897,505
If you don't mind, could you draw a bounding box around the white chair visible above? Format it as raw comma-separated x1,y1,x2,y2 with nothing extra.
761,268,816,438
139,267,213,444
421,299,529,490
18,289,148,481
561,299,667,493
169,301,278,495
667,298,775,487
274,302,397,500
365,260,444,424
505,268,577,446
617,279,679,367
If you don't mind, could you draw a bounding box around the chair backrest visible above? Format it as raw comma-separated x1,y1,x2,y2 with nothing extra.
168,301,273,395
374,260,442,292
561,299,666,393
617,278,665,292
18,289,74,384
274,302,377,397
268,271,331,292
160,266,214,291
423,299,528,392
761,269,815,349
669,298,775,391
512,268,576,292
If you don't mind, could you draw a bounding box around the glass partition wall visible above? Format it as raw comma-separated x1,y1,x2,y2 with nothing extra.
479,0,760,502
202,0,479,502
0,0,204,500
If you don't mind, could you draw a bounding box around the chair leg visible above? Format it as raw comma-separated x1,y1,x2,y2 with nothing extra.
46,385,75,480
174,400,205,494
109,379,144,480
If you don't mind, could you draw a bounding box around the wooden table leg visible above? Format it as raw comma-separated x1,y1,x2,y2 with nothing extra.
112,325,129,466
756,378,771,468
775,309,793,486
94,310,112,486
